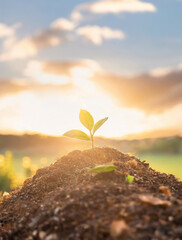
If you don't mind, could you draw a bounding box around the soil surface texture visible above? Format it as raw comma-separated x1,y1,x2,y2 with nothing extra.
0,147,182,240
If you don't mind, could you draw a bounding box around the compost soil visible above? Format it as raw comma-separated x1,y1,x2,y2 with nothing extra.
0,147,182,240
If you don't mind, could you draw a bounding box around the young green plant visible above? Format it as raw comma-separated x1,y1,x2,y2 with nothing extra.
63,109,108,149
88,165,116,173
125,175,134,184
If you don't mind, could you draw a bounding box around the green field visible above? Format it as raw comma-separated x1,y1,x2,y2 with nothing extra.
137,153,182,180
0,150,59,187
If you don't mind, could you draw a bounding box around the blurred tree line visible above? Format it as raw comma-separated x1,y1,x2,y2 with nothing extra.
0,134,181,154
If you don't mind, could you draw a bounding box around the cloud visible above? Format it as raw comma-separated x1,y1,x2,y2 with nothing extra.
149,67,173,77
51,18,76,31
2,57,182,115
24,59,100,85
0,23,15,38
24,60,182,113
0,80,28,97
0,38,38,60
76,25,125,45
0,22,22,51
0,18,75,61
0,78,74,99
31,28,69,48
90,69,182,113
71,0,156,22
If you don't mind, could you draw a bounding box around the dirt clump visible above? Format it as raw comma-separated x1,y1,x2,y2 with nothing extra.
0,147,182,240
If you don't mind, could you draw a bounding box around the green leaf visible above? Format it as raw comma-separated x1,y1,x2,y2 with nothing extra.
93,117,108,135
63,130,90,141
88,165,116,173
125,175,134,184
79,109,94,131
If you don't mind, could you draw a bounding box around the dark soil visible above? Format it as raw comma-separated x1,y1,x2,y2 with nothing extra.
0,147,182,240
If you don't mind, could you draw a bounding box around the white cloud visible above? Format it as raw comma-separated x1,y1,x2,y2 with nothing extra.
24,59,101,85
71,11,83,23
90,64,182,113
0,22,22,49
88,0,156,14
77,25,125,45
51,18,76,31
2,35,16,49
149,63,182,77
72,0,156,22
0,23,15,38
149,67,173,77
0,18,75,61
24,60,70,85
0,38,37,61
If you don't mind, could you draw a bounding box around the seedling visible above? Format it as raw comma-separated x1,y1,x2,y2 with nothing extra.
125,175,134,184
88,165,116,173
63,109,108,149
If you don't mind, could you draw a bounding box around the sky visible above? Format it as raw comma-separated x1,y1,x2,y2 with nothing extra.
0,0,182,138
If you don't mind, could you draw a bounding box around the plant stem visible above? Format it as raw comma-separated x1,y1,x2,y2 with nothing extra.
90,131,94,161
91,135,94,149
90,131,94,150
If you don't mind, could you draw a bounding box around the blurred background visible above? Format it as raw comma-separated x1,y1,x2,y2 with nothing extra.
0,0,182,192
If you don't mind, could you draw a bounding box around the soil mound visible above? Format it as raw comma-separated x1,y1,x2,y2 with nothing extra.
0,147,182,240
